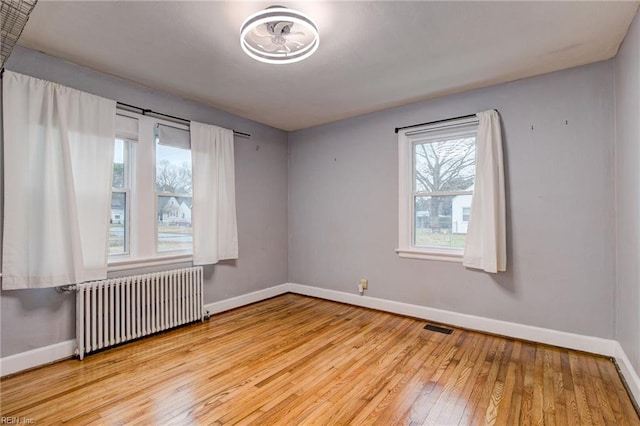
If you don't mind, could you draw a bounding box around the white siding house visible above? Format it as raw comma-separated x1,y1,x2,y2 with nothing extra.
451,193,472,234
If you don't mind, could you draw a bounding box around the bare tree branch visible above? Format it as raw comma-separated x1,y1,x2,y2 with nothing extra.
413,137,476,229
156,160,192,194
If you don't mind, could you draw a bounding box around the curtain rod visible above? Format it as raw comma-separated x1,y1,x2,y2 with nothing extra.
117,102,251,139
395,111,498,134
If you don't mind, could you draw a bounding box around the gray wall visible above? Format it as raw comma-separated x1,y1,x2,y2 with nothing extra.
615,11,640,375
0,47,289,357
2,39,634,360
289,61,616,339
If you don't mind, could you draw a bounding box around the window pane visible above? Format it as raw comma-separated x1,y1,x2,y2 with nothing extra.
414,137,476,193
113,139,126,189
157,195,192,252
110,192,127,255
414,195,469,248
156,143,192,195
462,207,471,222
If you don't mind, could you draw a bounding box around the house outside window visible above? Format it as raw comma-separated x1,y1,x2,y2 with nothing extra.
109,111,193,270
397,116,478,262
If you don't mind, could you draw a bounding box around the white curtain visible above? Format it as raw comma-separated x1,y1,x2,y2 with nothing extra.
2,71,116,289
463,109,506,273
190,121,238,265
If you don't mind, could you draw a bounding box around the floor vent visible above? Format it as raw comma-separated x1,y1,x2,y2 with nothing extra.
424,324,453,334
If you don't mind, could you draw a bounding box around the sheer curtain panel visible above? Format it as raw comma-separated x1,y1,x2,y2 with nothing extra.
190,121,238,265
2,71,116,289
463,110,507,273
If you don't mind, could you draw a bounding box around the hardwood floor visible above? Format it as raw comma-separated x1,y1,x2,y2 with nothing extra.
1,294,638,425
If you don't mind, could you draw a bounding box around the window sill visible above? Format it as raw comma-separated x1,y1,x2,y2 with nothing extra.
395,248,463,263
108,254,193,272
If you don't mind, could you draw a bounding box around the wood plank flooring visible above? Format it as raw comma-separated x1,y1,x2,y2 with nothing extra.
1,294,638,425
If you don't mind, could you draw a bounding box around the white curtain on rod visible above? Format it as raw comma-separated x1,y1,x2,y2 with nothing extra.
2,71,116,289
463,109,507,273
190,121,238,265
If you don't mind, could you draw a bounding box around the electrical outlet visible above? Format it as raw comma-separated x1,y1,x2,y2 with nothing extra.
360,279,368,290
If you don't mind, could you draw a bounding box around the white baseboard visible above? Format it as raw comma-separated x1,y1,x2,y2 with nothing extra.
0,339,76,377
2,281,636,409
287,283,618,357
204,284,290,315
0,285,290,377
291,282,638,407
614,342,640,406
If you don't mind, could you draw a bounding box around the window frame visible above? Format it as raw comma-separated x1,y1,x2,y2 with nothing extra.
153,123,193,254
396,116,479,262
108,110,193,271
109,137,132,257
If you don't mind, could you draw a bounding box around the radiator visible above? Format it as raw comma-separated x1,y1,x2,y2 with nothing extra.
75,266,205,359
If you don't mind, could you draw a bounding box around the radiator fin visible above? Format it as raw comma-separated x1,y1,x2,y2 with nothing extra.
76,266,204,359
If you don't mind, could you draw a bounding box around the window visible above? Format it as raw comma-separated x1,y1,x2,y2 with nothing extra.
462,207,471,222
109,111,193,269
155,124,193,252
397,117,478,261
109,138,130,255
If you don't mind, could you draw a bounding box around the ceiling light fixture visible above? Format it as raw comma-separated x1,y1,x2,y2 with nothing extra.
240,5,319,65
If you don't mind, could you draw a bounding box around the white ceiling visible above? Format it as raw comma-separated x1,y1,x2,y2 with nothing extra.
17,1,639,131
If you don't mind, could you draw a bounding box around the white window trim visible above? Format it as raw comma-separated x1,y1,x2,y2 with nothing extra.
110,137,132,257
395,247,465,263
108,254,192,272
109,109,193,269
396,116,478,262
153,122,193,256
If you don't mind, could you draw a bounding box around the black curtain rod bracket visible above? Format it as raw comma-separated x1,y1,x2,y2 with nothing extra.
117,101,251,138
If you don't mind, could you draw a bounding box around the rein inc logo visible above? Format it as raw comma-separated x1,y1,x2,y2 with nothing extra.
0,417,35,425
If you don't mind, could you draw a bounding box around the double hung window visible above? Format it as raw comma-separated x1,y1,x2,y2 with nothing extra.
109,138,131,255
110,113,137,256
155,124,193,252
109,111,193,269
397,117,478,261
